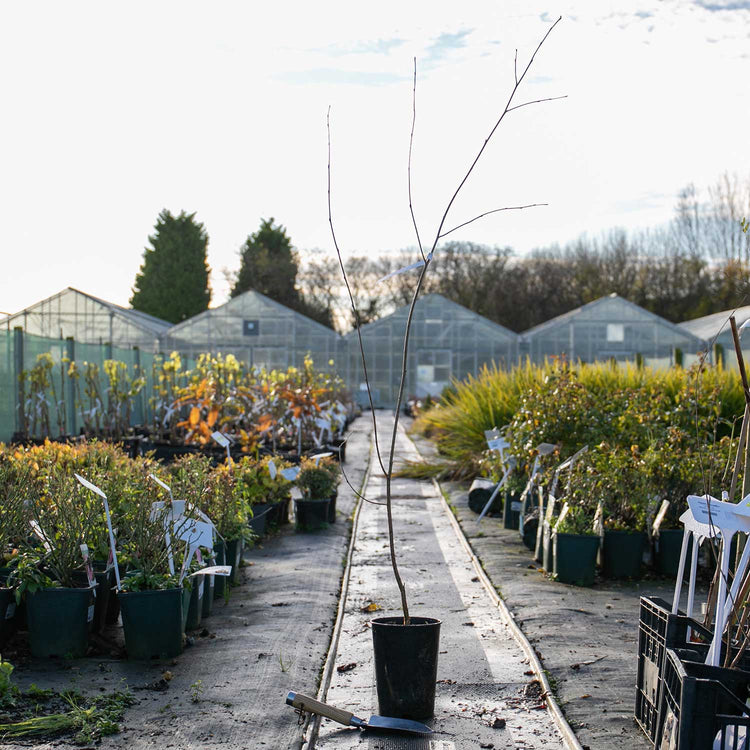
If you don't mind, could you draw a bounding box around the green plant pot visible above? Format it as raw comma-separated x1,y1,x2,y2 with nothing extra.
655,529,691,578
182,584,192,631
73,566,113,634
295,499,330,532
603,529,646,579
202,574,215,618
119,587,184,660
0,587,17,648
503,492,521,530
553,532,600,586
185,577,203,631
26,586,95,658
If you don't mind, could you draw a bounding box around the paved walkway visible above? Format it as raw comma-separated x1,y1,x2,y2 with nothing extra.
312,412,567,749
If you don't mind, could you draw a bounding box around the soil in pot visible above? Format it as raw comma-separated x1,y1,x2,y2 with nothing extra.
553,532,600,586
26,586,95,658
602,529,646,579
119,587,184,660
371,616,441,720
295,499,330,532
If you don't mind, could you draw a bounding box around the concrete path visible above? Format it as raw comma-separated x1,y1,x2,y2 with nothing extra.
312,412,568,750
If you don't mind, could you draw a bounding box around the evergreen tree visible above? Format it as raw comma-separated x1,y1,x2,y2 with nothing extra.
232,218,300,308
130,209,211,323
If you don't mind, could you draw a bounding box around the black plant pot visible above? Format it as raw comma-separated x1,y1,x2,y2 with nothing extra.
371,616,441,720
0,587,17,648
249,503,271,537
119,587,184,660
553,532,600,586
503,492,521,530
655,529,690,578
26,586,95,658
603,529,646,579
295,499,330,531
328,490,338,524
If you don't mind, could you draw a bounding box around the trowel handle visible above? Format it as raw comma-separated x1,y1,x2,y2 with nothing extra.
286,691,355,727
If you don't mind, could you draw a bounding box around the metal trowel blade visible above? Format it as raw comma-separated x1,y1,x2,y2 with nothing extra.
365,714,433,734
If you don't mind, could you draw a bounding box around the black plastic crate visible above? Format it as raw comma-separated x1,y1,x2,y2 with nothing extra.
657,647,750,749
636,596,712,743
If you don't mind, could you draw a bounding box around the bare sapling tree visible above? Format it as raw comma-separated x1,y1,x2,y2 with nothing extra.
328,17,564,624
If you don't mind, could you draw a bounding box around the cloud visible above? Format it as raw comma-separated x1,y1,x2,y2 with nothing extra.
695,0,750,10
311,37,406,57
275,68,407,86
424,29,472,63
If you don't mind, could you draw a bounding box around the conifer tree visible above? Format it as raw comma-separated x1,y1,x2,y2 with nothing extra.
131,209,211,323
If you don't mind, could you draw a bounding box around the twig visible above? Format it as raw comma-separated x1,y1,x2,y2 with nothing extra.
439,203,548,239
408,58,424,263
506,94,568,113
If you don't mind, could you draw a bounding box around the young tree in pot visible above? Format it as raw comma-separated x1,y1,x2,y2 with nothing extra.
327,18,562,719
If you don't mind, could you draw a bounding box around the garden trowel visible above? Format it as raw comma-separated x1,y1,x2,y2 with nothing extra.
286,691,433,734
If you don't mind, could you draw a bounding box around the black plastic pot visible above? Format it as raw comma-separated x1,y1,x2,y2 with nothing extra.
503,492,521,530
185,577,203,631
371,616,441,720
249,503,270,537
213,542,228,599
328,490,338,524
202,574,215,618
119,587,184,659
0,587,17,648
73,565,113,634
467,480,501,516
603,529,646,579
277,497,290,525
655,529,690,578
26,586,95,658
295,499,330,531
227,538,243,585
553,532,600,586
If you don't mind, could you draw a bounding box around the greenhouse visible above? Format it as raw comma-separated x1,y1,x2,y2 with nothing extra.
520,293,706,367
345,293,519,408
677,305,750,367
162,289,341,371
0,287,170,352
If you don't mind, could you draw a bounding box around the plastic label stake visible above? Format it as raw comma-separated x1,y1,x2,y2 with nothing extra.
74,473,121,591
268,459,277,480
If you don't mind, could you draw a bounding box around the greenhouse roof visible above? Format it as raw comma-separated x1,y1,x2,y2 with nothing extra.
0,287,172,336
521,293,705,345
677,306,750,345
166,288,338,337
344,293,519,339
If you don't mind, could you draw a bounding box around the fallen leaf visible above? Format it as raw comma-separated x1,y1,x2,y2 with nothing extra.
337,662,357,673
360,602,380,612
161,671,173,681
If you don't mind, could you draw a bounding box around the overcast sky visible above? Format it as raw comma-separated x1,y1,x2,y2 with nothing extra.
1,0,749,315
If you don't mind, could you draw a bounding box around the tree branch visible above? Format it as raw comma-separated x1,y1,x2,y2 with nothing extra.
506,94,568,113
439,203,548,239
408,57,425,262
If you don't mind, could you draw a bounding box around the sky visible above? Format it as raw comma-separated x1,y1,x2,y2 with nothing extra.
1,0,749,315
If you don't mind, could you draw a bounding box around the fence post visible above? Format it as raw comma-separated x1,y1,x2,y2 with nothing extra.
133,346,144,427
66,337,76,436
13,327,24,437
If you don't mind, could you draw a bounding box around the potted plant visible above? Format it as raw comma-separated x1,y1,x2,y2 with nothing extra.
12,476,100,658
327,16,561,719
116,464,188,659
295,457,339,531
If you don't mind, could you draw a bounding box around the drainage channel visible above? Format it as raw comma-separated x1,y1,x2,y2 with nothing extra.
310,412,566,750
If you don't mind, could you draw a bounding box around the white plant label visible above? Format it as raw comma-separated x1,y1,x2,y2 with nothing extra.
30,520,53,552
280,467,300,482
315,417,330,430
484,428,500,441
652,500,671,535
74,473,106,499
176,519,214,550
268,459,277,479
80,543,96,593
312,452,332,466
376,251,432,283
149,474,174,500
487,437,509,452
687,494,750,534
555,502,570,530
87,604,95,623
190,565,232,577
291,487,303,500
211,431,230,448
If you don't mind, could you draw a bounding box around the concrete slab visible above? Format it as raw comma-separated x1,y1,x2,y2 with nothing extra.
313,413,565,750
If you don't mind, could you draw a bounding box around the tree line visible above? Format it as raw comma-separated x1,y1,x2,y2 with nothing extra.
130,172,750,331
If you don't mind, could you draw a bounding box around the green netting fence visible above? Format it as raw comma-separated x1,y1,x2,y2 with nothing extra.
0,329,197,443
